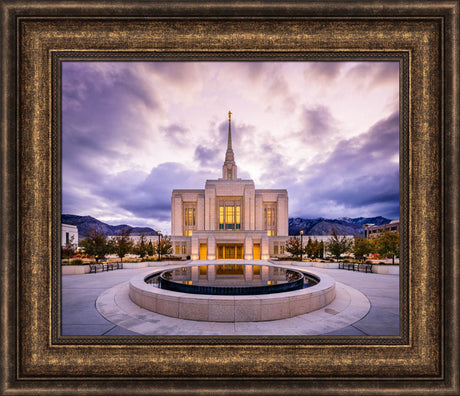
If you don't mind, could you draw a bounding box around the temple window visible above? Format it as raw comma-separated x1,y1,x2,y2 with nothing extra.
184,206,196,236
264,206,276,236
219,200,241,230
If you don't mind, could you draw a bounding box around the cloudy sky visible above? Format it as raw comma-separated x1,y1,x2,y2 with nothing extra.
62,61,399,233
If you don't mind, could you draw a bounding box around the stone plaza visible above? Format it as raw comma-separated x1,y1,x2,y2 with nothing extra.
62,261,399,336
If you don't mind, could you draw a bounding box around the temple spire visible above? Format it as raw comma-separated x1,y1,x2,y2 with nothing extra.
227,111,232,150
221,111,238,180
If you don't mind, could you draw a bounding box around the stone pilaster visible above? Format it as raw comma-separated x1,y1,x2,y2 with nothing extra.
244,236,253,260
207,235,216,260
190,235,199,260
261,234,270,260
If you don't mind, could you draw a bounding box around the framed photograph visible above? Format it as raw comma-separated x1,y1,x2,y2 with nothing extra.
1,1,458,395
60,59,402,338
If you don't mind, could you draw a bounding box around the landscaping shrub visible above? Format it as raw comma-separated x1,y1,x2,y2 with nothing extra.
365,260,373,264
70,259,84,266
343,259,350,263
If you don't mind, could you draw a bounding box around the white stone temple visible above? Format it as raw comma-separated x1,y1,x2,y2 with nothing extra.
171,112,289,260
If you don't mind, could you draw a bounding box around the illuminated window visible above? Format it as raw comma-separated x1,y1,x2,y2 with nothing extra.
264,207,276,236
184,206,196,236
184,208,195,226
227,169,232,180
280,245,285,254
175,245,180,255
218,200,241,231
181,244,187,254
274,245,279,255
219,206,224,229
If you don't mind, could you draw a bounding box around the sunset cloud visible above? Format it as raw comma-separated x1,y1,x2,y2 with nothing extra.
62,61,399,232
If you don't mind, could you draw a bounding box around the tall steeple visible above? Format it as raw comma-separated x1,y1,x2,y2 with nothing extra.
225,111,234,162
221,111,238,180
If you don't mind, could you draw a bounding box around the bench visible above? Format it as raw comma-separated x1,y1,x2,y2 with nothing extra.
346,263,355,271
360,263,373,273
116,262,123,269
101,262,114,271
89,262,114,273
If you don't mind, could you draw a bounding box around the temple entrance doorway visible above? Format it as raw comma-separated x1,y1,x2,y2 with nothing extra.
199,243,207,260
216,244,244,260
253,244,261,260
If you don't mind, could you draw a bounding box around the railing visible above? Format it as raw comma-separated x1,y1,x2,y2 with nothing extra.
158,273,305,295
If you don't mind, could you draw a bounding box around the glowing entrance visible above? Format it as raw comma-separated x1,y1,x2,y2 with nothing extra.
253,244,261,260
216,244,244,259
199,244,207,260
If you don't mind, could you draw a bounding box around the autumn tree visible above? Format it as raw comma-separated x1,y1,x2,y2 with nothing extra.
134,233,148,260
375,231,399,265
109,227,133,263
306,238,323,258
80,227,110,262
326,228,352,260
156,235,173,259
353,237,375,261
285,236,305,259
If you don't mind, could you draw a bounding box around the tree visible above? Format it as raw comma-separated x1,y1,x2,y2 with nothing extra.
80,227,110,262
305,237,322,258
353,237,375,261
326,228,352,259
110,227,133,263
314,239,323,258
156,235,173,258
285,236,304,259
61,235,77,265
147,240,155,256
375,231,399,265
134,233,148,260
305,237,314,257
319,241,325,258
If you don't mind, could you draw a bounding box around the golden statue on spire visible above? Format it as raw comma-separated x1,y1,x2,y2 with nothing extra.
228,110,232,121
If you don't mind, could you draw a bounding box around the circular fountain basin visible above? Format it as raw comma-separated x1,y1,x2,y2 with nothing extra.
129,262,336,322
147,264,314,295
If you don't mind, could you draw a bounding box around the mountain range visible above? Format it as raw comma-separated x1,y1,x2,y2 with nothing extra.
62,214,391,241
62,214,159,241
288,216,390,236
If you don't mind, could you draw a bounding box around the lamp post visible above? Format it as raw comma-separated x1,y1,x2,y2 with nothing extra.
300,230,304,262
157,230,162,261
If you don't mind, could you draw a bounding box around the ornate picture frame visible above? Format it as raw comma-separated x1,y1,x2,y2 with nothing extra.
1,1,458,394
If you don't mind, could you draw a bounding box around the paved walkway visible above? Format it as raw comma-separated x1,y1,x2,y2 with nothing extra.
61,263,399,336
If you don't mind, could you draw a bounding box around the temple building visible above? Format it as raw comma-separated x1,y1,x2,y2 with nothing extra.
171,112,289,260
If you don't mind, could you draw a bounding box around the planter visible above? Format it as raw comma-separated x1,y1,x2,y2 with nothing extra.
371,264,399,275
148,260,190,267
122,262,149,269
61,265,90,275
312,262,339,269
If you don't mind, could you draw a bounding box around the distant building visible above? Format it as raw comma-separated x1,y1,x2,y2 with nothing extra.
170,112,289,260
61,223,78,247
363,219,399,238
